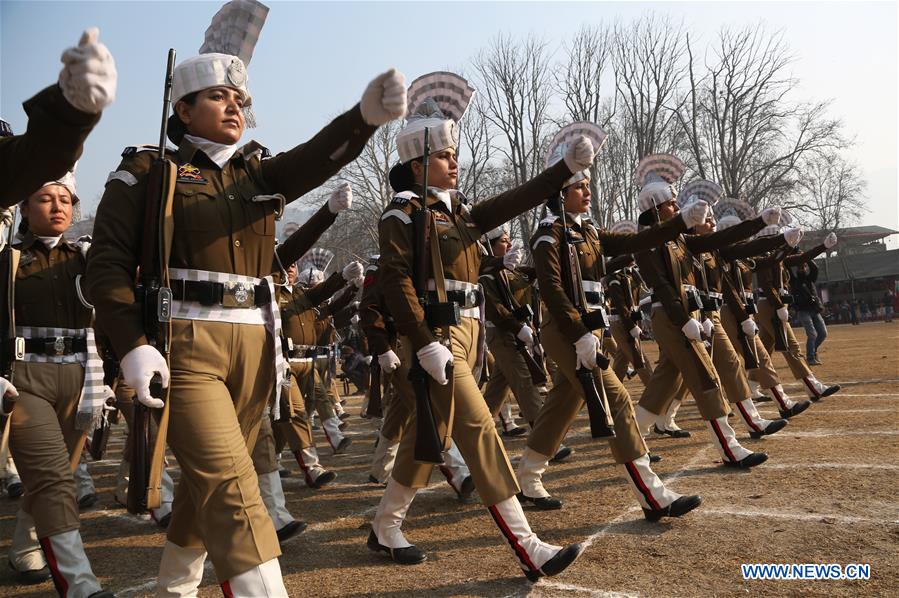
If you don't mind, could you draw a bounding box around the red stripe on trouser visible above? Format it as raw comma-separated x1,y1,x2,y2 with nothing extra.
770,387,788,410
39,537,68,597
221,580,234,597
803,377,820,398
624,461,662,511
709,419,737,463
487,505,539,573
438,465,456,491
736,402,763,433
293,450,315,486
322,427,337,451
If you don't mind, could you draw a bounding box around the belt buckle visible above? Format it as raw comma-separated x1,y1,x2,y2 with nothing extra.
223,281,255,308
46,337,66,356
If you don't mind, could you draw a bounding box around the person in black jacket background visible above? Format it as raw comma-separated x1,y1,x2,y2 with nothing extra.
792,262,828,365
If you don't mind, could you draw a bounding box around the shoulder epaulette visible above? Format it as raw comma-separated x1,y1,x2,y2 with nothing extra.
241,140,272,160
121,144,159,158
391,190,419,205
538,215,559,228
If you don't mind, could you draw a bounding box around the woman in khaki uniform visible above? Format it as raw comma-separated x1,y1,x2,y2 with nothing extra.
518,125,702,521
3,174,115,597
369,72,587,580
87,43,406,593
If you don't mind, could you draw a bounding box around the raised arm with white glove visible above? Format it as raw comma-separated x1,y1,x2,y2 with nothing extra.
824,232,838,249
740,318,758,337
516,324,535,349
378,350,401,373
574,332,599,370
416,342,453,385
342,261,363,282
328,182,352,214
503,242,523,270
58,28,117,114
681,200,710,229
120,345,169,409
360,69,407,126
563,136,595,173
681,319,703,341
784,227,803,248
759,206,782,226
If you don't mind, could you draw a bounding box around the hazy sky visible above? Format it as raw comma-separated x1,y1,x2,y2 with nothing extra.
2,1,896,235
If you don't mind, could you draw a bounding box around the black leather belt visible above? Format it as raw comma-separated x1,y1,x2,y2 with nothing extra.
427,288,482,309
22,336,87,356
584,291,605,305
171,279,271,308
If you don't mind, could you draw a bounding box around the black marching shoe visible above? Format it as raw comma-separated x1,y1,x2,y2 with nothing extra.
779,400,812,419
77,493,98,510
653,424,691,438
8,560,50,584
723,452,769,469
334,437,352,454
87,592,116,598
155,512,172,529
308,470,338,489
276,520,307,544
649,452,663,463
516,492,562,510
549,446,573,463
502,426,527,437
749,418,788,440
367,474,385,485
367,530,427,565
454,476,476,503
642,495,702,522
523,543,586,582
6,481,24,499
278,467,291,478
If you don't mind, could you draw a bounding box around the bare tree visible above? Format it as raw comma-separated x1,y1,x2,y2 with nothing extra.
792,151,868,231
457,95,499,201
677,25,845,209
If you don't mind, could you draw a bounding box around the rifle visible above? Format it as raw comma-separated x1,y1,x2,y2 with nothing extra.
620,269,646,370
130,49,177,514
408,128,458,464
365,360,383,418
483,240,547,385
553,199,614,439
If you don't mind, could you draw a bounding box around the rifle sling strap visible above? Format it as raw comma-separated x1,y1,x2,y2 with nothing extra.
427,210,454,450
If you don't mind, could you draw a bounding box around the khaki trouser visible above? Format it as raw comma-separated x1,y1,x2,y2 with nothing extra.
301,363,336,421
482,328,544,424
165,319,280,582
720,306,781,388
610,319,654,386
251,414,279,476
637,308,731,419
379,377,411,443
707,311,751,403
756,299,812,379
273,363,315,454
9,361,86,538
526,315,646,464
392,317,519,506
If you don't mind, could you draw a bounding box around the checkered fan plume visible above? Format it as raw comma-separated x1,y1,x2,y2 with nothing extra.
609,219,638,235
715,197,756,221
406,72,476,124
633,154,686,187
677,179,723,208
297,248,334,273
545,122,608,168
199,0,269,67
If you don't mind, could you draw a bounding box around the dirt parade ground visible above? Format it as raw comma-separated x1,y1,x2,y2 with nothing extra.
0,322,896,597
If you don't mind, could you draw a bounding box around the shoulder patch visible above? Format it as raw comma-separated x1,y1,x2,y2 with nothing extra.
381,209,412,225
121,144,159,158
241,140,272,160
538,215,559,228
532,235,558,248
106,170,138,187
391,190,420,205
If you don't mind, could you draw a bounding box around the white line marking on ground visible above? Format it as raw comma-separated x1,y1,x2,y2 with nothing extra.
117,578,156,596
764,462,899,471
765,429,899,439
531,581,639,597
703,507,899,526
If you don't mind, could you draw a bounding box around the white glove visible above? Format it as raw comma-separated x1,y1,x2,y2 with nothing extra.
517,325,535,349
574,332,599,370
58,28,117,114
360,68,407,126
701,318,714,338
328,182,352,214
784,226,803,248
776,306,789,322
503,242,523,270
629,325,642,339
740,318,758,337
0,377,19,416
120,345,169,409
760,206,782,226
378,350,401,372
363,355,372,365
824,232,838,249
350,314,360,325
416,342,453,385
342,261,363,282
563,135,595,173
681,319,703,341
681,200,710,229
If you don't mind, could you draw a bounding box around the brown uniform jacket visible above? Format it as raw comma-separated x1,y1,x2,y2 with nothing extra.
87,104,376,358
358,263,392,357
756,243,827,309
12,232,91,329
379,159,574,352
636,217,765,328
479,263,536,335
719,235,787,322
1,86,101,207
280,273,345,348
603,263,642,325
533,212,687,345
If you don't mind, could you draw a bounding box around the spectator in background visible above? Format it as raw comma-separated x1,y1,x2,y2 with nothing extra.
792,262,829,365
885,290,895,323
860,300,871,322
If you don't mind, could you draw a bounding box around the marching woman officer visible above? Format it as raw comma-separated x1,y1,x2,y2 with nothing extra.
3,172,114,597
370,72,588,580
518,125,703,519
87,38,407,594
